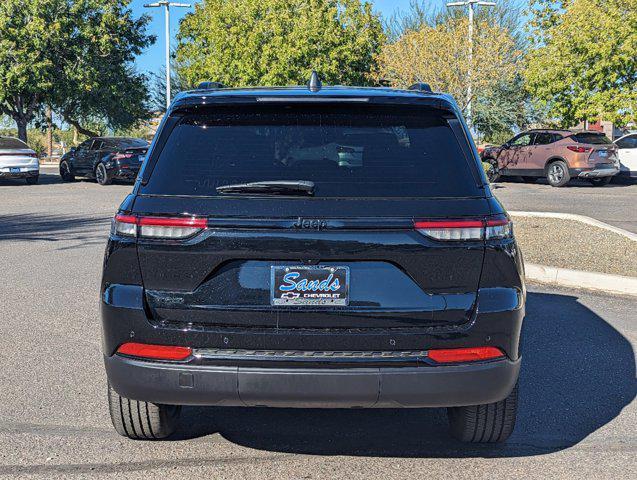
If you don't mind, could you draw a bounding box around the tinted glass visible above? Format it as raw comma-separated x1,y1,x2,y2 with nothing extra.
616,135,637,149
572,133,611,144
510,134,532,146
112,138,148,149
534,133,553,145
0,137,28,149
143,105,482,198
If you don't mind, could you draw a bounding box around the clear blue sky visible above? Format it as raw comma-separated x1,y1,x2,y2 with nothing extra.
132,0,440,75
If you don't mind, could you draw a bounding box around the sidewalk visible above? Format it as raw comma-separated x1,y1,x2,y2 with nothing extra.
511,212,637,296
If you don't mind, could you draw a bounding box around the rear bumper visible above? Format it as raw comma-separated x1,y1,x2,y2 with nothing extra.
105,353,521,408
109,166,140,181
0,168,38,179
576,166,619,178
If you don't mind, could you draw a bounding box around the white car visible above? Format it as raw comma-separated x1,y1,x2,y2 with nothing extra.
614,133,637,180
0,137,39,184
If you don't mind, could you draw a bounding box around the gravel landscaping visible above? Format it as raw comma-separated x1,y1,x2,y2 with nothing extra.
512,215,637,277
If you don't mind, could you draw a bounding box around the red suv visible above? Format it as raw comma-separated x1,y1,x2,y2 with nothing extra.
482,130,619,187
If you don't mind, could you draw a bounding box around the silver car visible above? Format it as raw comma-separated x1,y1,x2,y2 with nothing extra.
0,137,39,184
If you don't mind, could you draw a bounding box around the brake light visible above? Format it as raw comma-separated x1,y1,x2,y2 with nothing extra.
112,214,207,239
113,153,134,161
117,342,192,361
414,219,484,241
428,346,504,363
414,215,512,241
567,145,592,153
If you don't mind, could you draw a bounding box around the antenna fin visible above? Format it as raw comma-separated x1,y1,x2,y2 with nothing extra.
308,71,322,92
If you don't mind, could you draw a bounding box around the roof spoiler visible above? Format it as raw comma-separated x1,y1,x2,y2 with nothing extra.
197,81,226,90
408,83,433,93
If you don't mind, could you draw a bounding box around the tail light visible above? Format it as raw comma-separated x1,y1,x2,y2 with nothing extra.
428,346,504,363
415,215,512,241
112,153,134,161
113,214,207,239
117,342,192,361
567,145,592,153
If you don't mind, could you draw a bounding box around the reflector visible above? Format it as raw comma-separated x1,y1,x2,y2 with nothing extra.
117,342,192,361
428,346,504,363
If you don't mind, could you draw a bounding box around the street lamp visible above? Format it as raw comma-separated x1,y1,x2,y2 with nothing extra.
144,1,191,110
446,0,496,129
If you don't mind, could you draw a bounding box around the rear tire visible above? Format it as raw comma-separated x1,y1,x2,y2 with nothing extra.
447,382,518,443
59,160,75,182
589,177,612,187
95,162,112,185
25,175,39,185
107,383,181,440
546,160,570,187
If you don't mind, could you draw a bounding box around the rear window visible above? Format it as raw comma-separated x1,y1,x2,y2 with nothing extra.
0,137,28,149
572,133,611,144
142,105,482,198
107,138,148,149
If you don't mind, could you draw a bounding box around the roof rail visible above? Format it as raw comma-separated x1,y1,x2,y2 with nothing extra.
408,83,432,93
197,81,226,90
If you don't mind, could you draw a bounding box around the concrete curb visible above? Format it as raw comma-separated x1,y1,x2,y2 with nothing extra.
510,211,637,242
525,263,637,297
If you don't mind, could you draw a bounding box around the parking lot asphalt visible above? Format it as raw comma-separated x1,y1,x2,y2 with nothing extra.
491,178,637,233
1,169,636,479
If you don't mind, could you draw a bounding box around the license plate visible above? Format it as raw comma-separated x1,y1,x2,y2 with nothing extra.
599,151,608,157
9,167,20,173
271,266,349,306
138,155,145,162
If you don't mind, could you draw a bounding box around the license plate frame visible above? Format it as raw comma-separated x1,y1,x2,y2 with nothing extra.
271,265,350,306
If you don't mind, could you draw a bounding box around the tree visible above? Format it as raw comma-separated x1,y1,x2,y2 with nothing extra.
176,0,385,87
374,17,518,113
0,0,153,142
525,0,637,126
53,1,154,137
149,58,193,113
376,1,537,142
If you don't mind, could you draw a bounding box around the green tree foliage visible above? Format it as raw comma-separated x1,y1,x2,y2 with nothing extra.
176,0,385,87
0,0,153,142
377,1,535,142
525,0,637,126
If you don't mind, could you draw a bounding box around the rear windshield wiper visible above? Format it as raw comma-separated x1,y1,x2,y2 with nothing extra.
216,180,315,196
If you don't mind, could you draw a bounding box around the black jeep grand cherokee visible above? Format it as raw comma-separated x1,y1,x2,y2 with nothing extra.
101,79,525,443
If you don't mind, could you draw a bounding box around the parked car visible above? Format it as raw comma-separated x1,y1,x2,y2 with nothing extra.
0,137,39,184
482,129,619,187
614,133,637,180
101,79,525,443
59,137,149,185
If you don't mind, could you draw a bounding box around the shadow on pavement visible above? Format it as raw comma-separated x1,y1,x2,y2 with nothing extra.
0,213,109,242
176,291,636,457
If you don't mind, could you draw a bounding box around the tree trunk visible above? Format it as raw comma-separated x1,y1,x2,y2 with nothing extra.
16,118,28,143
63,116,100,138
46,106,53,159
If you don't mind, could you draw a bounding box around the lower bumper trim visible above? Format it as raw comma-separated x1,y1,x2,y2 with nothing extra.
105,354,521,408
577,167,618,178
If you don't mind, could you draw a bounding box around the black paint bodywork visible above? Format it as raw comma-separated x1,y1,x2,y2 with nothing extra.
61,137,147,183
100,86,525,406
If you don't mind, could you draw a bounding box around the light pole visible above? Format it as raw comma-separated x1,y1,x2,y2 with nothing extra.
446,0,496,129
144,2,191,110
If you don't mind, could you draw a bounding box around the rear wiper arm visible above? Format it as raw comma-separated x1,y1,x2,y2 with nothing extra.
216,180,315,196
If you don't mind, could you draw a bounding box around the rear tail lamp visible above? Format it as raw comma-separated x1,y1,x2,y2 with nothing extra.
415,215,512,241
567,145,592,153
117,342,192,361
112,153,134,161
428,347,504,363
113,214,207,239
